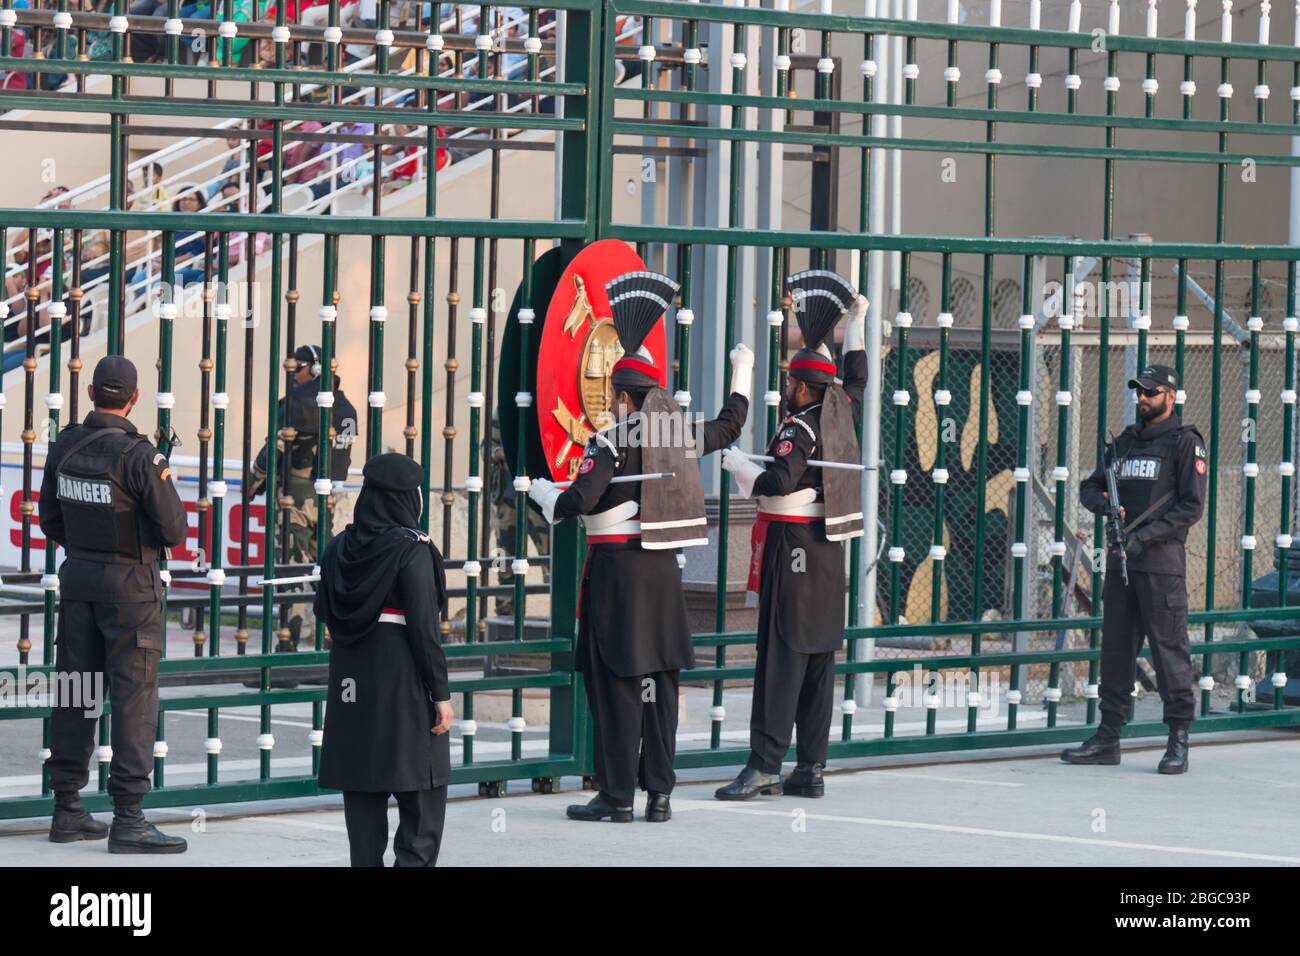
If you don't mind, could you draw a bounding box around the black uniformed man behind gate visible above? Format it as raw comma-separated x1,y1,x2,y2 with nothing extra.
1064,364,1208,774
40,355,190,852
529,274,751,823
249,343,359,649
716,274,868,800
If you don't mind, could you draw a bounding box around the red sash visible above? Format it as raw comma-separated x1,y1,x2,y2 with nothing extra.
747,513,818,603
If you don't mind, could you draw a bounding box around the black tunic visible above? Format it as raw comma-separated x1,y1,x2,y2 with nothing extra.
317,536,451,792
751,351,867,655
554,392,749,677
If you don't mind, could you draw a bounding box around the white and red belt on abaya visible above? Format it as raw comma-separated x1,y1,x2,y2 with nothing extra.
377,607,407,625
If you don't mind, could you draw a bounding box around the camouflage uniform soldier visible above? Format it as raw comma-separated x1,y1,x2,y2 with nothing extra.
249,344,359,646
489,414,549,616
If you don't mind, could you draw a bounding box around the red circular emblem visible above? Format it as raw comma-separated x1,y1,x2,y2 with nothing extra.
775,440,794,458
578,456,595,475
1194,458,1207,476
537,240,668,481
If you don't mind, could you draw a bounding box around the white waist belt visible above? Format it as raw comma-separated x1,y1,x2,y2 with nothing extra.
580,502,641,538
583,518,642,538
377,610,407,625
757,488,824,518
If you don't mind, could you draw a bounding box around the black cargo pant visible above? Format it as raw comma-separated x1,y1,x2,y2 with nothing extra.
47,600,162,801
577,633,679,808
1099,567,1196,730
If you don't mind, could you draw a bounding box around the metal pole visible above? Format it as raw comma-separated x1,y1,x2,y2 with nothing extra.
857,0,888,706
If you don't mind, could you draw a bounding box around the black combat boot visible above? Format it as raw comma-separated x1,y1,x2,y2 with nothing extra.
645,792,672,822
49,792,109,843
1157,726,1190,774
714,766,783,801
107,802,188,854
1061,725,1122,765
565,793,634,823
782,763,825,798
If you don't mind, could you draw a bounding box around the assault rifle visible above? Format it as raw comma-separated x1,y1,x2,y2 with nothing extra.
1104,433,1129,586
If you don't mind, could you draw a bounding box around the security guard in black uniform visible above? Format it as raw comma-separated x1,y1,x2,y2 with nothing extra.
1064,364,1207,774
40,356,190,852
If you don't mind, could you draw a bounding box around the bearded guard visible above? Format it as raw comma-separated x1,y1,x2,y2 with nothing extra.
716,271,867,801
529,270,752,823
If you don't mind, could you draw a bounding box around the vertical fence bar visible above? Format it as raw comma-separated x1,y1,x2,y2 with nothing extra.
1053,256,1081,720
463,240,487,770
207,235,231,784
1240,261,1261,710
972,24,999,719
1275,263,1297,708
313,237,337,774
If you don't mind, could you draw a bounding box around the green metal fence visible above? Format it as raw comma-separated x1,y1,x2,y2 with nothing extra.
2,0,1300,820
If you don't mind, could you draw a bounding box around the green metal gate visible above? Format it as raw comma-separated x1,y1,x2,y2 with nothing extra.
2,0,1300,820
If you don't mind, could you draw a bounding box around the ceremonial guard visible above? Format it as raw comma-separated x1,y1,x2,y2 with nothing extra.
716,272,867,800
529,271,752,823
1064,364,1207,773
314,453,453,865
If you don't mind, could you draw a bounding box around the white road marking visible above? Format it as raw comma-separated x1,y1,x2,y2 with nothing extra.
864,769,1024,788
670,800,1300,864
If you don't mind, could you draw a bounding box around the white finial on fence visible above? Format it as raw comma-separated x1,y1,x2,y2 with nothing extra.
1147,0,1159,38
1069,0,1082,33
868,0,878,20
947,0,958,24
1030,0,1041,31
1221,1,1232,43
1109,0,1120,35
907,0,917,22
990,0,1001,27
820,0,831,14
1259,1,1271,44
1186,0,1197,41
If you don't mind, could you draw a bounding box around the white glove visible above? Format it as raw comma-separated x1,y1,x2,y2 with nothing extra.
527,476,562,524
721,447,764,499
845,294,868,353
729,342,755,400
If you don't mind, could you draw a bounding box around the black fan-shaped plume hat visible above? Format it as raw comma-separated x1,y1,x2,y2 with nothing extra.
787,269,855,384
606,270,678,390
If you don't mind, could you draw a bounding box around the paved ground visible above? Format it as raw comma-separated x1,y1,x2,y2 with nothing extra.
3,733,1297,866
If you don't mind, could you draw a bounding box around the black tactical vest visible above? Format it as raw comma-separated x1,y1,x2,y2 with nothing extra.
1111,423,1185,531
55,428,151,564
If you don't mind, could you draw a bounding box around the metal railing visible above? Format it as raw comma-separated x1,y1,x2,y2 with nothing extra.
0,0,1297,819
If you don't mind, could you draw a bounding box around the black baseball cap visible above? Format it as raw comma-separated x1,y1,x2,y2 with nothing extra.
91,355,138,401
294,344,321,375
1127,364,1179,392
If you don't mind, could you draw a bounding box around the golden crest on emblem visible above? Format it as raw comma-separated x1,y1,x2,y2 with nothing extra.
549,275,624,477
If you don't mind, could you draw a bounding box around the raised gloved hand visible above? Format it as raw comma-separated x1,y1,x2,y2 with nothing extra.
729,342,755,400
844,294,868,353
527,476,562,524
721,447,764,498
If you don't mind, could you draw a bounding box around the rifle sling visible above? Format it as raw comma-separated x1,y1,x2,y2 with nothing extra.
1123,490,1175,536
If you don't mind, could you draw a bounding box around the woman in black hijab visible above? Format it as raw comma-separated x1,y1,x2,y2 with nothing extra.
314,453,453,867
